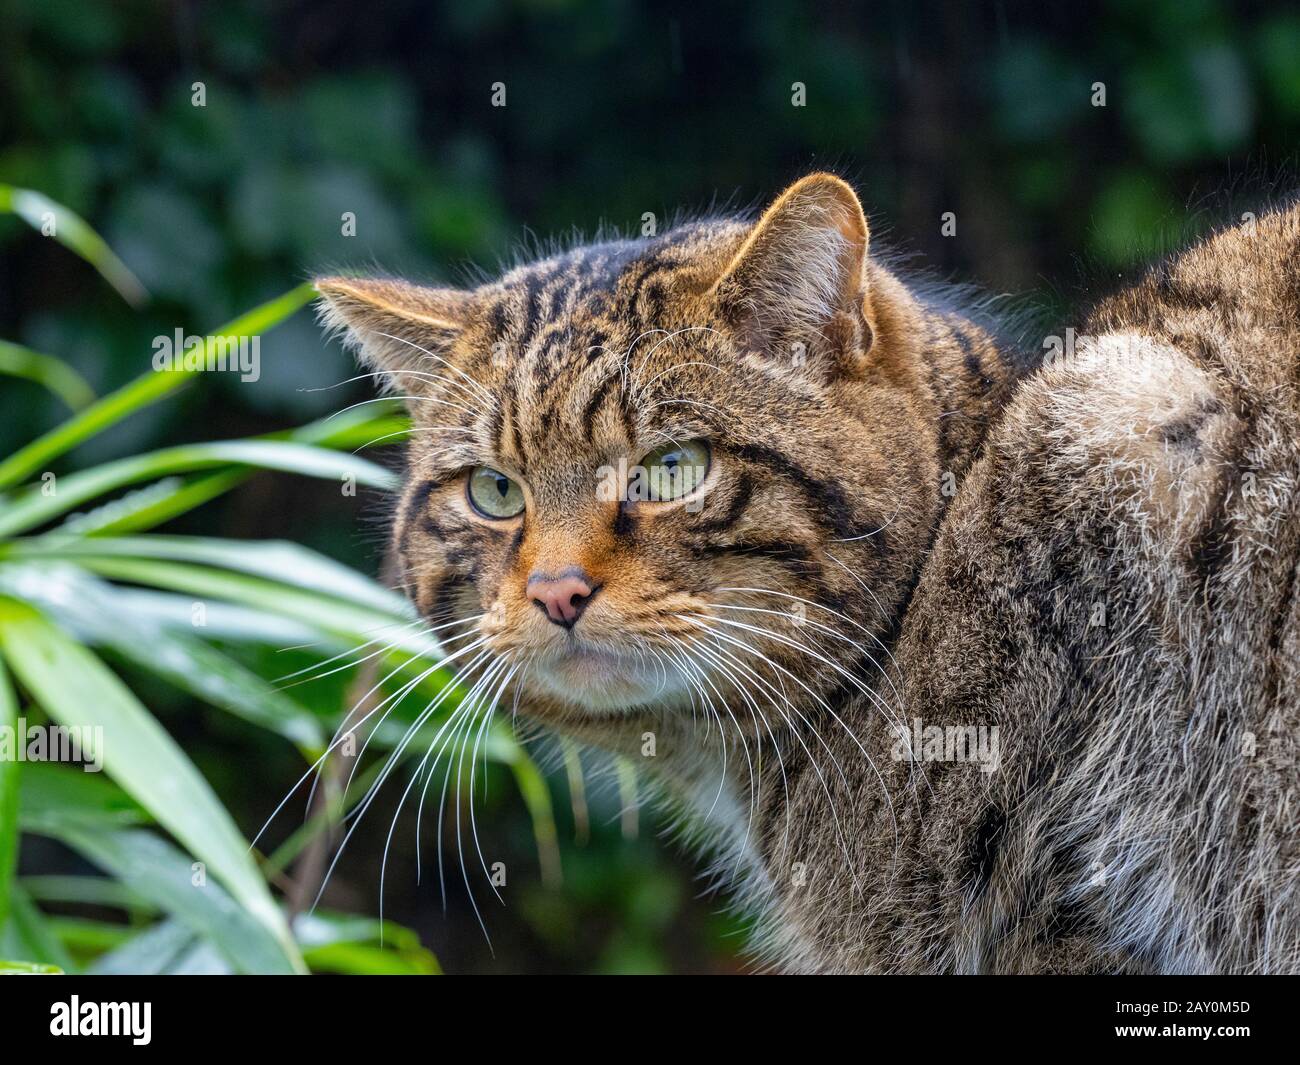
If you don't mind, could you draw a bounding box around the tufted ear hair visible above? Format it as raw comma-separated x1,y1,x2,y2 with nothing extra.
315,276,472,397
711,173,874,377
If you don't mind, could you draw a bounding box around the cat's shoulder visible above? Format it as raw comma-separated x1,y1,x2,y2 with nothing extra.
977,316,1298,601
995,332,1247,547
967,202,1296,555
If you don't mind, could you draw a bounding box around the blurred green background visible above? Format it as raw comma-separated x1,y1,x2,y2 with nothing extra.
1,0,1297,974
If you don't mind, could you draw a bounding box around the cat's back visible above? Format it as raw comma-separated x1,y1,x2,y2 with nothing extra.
1000,200,1300,688
903,201,1300,972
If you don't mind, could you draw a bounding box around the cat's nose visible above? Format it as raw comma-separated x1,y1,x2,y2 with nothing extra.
526,569,597,629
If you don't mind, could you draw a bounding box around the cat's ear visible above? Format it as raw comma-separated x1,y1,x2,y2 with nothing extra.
711,173,874,376
314,276,471,396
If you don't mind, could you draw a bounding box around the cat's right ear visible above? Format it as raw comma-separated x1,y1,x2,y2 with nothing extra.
710,173,875,379
314,277,471,397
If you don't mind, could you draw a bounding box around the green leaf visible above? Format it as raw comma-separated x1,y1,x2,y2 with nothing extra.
0,884,77,972
0,658,18,932
294,911,441,975
160,936,233,974
46,917,133,955
4,573,319,647
110,627,325,752
0,599,305,973
0,439,396,537
500,736,562,888
49,826,296,975
6,564,323,751
0,340,97,411
58,472,245,537
17,763,148,835
55,405,406,537
0,185,148,307
0,284,315,492
52,556,442,663
21,875,157,914
302,939,440,975
87,919,198,976
101,588,323,646
9,535,409,617
15,563,325,751
0,958,62,974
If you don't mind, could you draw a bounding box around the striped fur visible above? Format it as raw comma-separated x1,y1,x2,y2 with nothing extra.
317,175,1299,973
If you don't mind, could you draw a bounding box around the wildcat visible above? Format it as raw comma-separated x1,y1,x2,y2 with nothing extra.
316,174,1299,974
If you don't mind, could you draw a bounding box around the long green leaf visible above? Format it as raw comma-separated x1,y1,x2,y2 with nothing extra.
7,535,409,617
0,884,76,972
21,875,157,914
0,340,97,410
0,562,324,750
44,567,326,752
0,185,147,307
0,557,320,649
87,919,199,975
108,628,325,752
59,472,244,537
50,826,296,974
46,916,132,956
56,406,406,537
0,599,305,972
0,958,62,973
63,556,470,711
0,439,396,538
0,658,18,932
302,939,439,975
0,284,315,491
293,912,440,975
498,735,562,888
17,762,148,834
71,584,321,646
54,556,439,659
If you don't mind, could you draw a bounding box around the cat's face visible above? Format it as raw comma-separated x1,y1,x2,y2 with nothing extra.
318,175,938,737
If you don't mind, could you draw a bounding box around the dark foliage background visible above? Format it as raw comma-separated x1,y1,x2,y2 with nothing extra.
2,0,1297,973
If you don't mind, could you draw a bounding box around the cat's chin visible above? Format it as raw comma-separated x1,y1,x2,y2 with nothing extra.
525,645,693,713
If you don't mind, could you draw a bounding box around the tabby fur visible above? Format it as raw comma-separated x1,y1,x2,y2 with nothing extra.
316,174,1299,974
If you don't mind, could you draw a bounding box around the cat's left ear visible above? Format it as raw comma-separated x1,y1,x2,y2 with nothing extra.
315,276,471,397
711,173,875,377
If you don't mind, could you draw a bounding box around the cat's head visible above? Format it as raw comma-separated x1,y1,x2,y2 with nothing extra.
316,174,941,738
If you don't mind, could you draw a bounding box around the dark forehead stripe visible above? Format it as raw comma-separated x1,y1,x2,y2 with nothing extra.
477,224,740,463
581,373,620,443
515,263,565,352
512,241,644,350
489,381,509,459
487,299,510,338
621,249,677,296
532,326,579,390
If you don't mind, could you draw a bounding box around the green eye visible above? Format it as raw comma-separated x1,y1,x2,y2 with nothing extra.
637,440,710,502
467,466,525,518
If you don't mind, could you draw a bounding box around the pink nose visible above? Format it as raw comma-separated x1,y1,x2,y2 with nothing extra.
526,571,596,629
